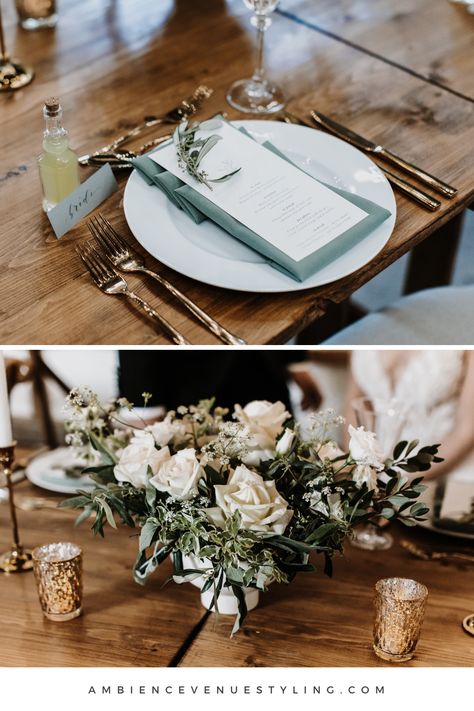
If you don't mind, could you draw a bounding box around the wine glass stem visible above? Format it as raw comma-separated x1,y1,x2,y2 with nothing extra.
252,16,267,83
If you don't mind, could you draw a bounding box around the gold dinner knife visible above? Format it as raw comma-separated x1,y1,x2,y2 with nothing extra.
283,111,441,211
310,111,457,199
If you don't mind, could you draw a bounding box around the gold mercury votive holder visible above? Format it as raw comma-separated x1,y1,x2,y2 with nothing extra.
373,577,428,662
32,542,83,622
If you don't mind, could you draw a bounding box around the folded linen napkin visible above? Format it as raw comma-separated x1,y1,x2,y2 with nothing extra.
131,123,391,282
433,480,474,534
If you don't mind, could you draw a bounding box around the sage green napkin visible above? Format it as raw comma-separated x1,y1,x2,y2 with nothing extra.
131,123,391,282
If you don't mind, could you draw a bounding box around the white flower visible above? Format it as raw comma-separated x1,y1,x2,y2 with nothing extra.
317,441,345,461
241,448,273,467
353,464,379,492
147,415,188,447
207,464,293,534
234,400,290,450
275,428,296,456
114,432,170,488
149,447,204,500
348,425,385,470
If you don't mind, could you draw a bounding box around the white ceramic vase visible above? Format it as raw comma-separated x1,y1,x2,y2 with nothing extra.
182,554,260,615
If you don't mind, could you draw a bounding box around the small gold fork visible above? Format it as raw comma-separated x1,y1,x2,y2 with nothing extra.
88,215,247,345
77,241,190,345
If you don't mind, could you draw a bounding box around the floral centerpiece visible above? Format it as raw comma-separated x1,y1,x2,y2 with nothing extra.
60,389,441,633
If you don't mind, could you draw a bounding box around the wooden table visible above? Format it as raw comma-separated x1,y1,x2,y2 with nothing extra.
1,0,473,344
1,478,473,667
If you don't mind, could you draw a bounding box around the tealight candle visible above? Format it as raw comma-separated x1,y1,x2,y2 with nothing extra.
0,353,13,448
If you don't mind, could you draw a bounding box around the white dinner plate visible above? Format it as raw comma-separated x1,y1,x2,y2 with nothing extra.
123,120,396,293
26,447,94,494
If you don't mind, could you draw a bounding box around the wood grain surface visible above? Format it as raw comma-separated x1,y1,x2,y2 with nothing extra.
1,478,472,667
0,0,473,344
179,524,474,667
282,0,474,101
0,478,206,667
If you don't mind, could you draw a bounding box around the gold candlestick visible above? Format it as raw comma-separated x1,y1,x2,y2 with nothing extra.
0,1,34,91
0,442,33,573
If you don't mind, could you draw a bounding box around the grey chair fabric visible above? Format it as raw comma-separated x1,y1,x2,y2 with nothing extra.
322,286,474,345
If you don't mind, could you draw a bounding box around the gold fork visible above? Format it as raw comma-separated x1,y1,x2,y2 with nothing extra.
78,85,213,165
77,241,190,345
89,215,247,345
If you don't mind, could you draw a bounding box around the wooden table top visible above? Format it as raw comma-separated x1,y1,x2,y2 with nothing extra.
0,478,205,667
282,0,474,101
1,0,473,345
1,478,472,667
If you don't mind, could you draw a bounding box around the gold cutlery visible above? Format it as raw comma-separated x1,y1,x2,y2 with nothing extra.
401,539,474,564
87,136,172,169
88,215,247,345
78,85,213,165
309,110,457,199
283,111,441,211
77,241,190,345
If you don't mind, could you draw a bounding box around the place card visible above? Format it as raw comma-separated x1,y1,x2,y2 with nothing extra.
47,164,118,239
151,121,369,264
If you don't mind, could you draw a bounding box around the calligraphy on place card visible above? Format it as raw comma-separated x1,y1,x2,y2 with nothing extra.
47,164,118,239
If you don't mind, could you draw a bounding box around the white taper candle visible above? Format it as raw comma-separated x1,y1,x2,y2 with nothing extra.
0,352,13,447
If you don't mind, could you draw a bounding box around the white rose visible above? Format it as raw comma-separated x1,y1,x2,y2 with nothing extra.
353,464,379,492
150,447,204,500
242,449,273,467
348,425,385,470
234,400,290,450
275,428,296,456
207,464,293,534
318,441,345,461
148,415,187,447
114,433,170,488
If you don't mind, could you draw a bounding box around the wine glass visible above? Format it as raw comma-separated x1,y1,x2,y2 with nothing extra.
227,0,285,114
350,396,407,552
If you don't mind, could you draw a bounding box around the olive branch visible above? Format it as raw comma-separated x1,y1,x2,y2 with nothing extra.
173,118,241,190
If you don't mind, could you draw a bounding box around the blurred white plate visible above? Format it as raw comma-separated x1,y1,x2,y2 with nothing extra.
26,447,94,494
123,120,396,293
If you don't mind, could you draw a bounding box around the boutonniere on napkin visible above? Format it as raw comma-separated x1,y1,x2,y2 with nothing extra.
174,119,241,190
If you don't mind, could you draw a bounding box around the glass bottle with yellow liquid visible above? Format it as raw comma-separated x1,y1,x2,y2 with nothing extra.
38,97,80,212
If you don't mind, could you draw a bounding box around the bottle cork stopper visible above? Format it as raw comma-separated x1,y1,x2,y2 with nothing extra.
44,97,60,115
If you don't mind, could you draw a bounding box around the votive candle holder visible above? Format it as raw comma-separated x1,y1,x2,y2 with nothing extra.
32,542,82,622
373,577,428,662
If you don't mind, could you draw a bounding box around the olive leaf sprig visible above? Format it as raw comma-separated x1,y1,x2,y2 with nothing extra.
173,119,241,190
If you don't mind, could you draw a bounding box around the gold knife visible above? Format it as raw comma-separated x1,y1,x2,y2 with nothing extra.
283,111,441,211
309,110,457,198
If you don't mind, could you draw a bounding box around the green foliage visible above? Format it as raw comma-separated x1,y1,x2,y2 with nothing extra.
174,119,241,190
61,393,443,634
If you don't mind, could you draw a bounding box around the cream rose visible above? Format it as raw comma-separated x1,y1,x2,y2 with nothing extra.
348,425,385,470
275,428,296,456
149,447,203,500
318,441,345,461
148,415,188,447
352,464,379,491
114,433,170,488
207,464,293,534
234,400,290,450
